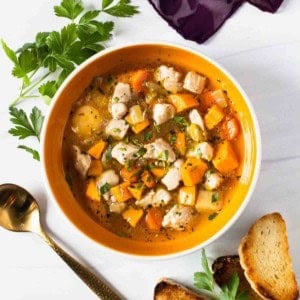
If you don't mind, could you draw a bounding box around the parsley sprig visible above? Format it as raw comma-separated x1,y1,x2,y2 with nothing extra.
2,0,138,160
2,0,138,107
8,106,44,160
194,249,248,300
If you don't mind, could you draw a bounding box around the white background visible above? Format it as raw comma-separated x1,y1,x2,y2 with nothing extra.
0,1,299,299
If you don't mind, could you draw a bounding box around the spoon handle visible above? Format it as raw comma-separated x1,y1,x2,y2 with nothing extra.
40,231,121,300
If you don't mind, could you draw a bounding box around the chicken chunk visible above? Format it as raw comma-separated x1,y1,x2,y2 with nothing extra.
111,142,139,165
152,103,175,125
135,190,155,208
161,159,184,190
189,109,206,132
112,82,131,104
109,202,126,214
153,188,172,206
155,65,183,93
102,191,126,214
96,169,119,189
111,102,127,119
105,119,129,140
72,145,91,177
187,142,214,161
183,71,206,94
204,171,223,191
162,205,195,231
135,189,171,209
144,138,176,163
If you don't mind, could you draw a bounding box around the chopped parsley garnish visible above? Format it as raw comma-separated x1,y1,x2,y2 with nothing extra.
100,182,111,195
105,144,113,161
208,212,218,220
211,192,219,203
169,133,177,145
144,131,152,141
173,116,188,127
112,96,119,103
154,125,161,132
137,147,147,157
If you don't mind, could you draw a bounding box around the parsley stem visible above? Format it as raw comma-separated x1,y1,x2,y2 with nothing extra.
10,71,51,106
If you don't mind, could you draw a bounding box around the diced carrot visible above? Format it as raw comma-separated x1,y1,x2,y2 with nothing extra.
122,207,144,227
178,186,196,206
168,93,199,112
120,166,141,183
145,207,163,231
220,117,240,140
199,90,215,111
87,160,103,177
180,157,208,186
150,167,167,179
204,104,225,130
142,171,156,188
174,132,186,156
87,140,107,159
212,140,239,174
85,179,100,201
131,69,151,93
128,184,145,200
110,182,133,202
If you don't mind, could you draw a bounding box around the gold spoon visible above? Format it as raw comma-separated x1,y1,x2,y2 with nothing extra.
0,183,121,300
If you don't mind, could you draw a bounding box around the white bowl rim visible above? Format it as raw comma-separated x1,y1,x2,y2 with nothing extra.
40,41,262,261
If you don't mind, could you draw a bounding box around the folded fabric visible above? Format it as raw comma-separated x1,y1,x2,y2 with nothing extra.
148,0,284,44
247,0,284,12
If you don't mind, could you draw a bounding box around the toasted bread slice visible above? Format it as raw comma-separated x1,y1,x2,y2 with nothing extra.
239,212,299,300
154,278,210,300
212,255,263,299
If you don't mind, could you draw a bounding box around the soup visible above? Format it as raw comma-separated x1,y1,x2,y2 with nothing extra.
62,63,243,242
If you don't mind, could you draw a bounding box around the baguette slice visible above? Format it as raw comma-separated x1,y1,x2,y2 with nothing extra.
154,278,211,300
239,212,299,300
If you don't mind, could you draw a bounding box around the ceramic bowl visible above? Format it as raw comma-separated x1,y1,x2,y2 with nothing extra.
41,42,261,258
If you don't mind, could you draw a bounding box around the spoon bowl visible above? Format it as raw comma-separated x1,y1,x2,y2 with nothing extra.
0,184,41,233
0,183,121,300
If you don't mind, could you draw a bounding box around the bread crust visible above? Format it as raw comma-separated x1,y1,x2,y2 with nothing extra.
153,278,211,300
238,212,299,300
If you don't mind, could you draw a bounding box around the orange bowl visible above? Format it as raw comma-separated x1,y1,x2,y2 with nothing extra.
41,42,261,258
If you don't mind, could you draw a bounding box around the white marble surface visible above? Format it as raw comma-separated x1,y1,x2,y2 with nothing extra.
0,1,299,299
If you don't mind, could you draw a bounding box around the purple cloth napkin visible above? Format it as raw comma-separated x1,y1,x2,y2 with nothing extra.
148,0,284,43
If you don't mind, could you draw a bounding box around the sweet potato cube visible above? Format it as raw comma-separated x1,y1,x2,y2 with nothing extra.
122,207,143,227
110,182,132,202
87,160,103,177
131,119,150,134
174,132,186,156
195,190,223,213
204,104,225,129
212,140,239,174
178,186,196,206
180,157,208,186
168,93,199,112
128,184,145,200
88,140,107,159
85,179,100,201
125,115,150,134
150,167,167,179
